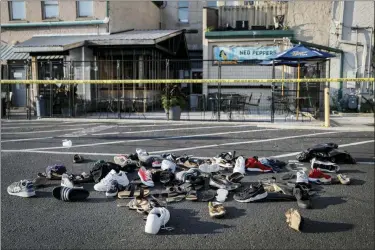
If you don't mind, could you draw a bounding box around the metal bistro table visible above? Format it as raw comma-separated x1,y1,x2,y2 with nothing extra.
120,97,148,119
209,95,237,121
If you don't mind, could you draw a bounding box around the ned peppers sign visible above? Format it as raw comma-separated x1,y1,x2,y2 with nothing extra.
213,46,280,65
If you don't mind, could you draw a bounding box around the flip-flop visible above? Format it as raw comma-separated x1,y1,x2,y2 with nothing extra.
186,190,198,201
118,185,149,199
166,194,186,203
52,186,89,202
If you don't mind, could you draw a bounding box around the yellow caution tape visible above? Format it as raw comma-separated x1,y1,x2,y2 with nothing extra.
0,78,373,84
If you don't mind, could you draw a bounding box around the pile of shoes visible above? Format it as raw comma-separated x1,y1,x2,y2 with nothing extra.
6,143,357,234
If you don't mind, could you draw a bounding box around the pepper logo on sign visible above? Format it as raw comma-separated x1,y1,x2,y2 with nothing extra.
291,51,308,56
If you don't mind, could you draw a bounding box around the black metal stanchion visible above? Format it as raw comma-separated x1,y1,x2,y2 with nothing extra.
117,60,121,119
217,61,222,122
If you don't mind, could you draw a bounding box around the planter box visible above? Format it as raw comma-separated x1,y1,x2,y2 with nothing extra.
165,106,181,120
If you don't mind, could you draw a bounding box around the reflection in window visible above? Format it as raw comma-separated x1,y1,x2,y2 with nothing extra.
42,0,59,19
77,0,93,17
206,1,217,7
178,1,189,23
9,1,26,20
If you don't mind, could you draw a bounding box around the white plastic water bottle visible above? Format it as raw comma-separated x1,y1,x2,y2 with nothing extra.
62,139,72,147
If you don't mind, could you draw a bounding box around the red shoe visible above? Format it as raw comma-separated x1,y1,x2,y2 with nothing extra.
245,157,273,172
308,168,331,184
138,167,154,187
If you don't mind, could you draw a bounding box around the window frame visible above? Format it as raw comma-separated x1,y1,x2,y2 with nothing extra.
76,0,94,18
178,1,189,24
41,0,59,20
8,0,26,21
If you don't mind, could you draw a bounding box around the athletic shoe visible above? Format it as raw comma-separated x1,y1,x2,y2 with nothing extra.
233,184,268,203
161,160,177,173
46,164,67,180
308,168,332,184
293,183,312,209
208,202,226,218
233,156,246,174
337,174,351,185
94,170,129,192
210,175,241,191
175,171,187,182
106,180,119,197
7,180,36,198
151,158,162,168
311,158,340,173
145,207,171,234
161,153,178,162
245,157,273,172
138,167,154,187
212,152,235,168
114,155,129,167
73,154,84,163
61,174,74,188
296,170,309,184
52,186,89,202
199,163,220,173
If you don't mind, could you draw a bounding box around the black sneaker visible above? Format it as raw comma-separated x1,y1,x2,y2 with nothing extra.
233,184,268,203
106,180,119,198
293,183,312,209
160,170,175,184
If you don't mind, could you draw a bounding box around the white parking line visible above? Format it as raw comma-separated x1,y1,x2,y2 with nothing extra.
1,136,54,143
1,128,82,135
91,132,120,136
1,123,102,130
148,131,341,154
5,128,277,151
91,124,257,136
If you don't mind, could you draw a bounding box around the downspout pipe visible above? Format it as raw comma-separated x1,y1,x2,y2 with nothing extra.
1,18,109,28
106,0,110,33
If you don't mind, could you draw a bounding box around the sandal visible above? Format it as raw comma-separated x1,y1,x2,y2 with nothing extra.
166,194,186,203
185,190,198,201
118,185,149,199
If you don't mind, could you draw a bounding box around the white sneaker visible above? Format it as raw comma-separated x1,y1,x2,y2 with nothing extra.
61,174,75,188
145,207,171,234
296,170,309,184
233,156,245,174
199,163,220,173
94,170,129,192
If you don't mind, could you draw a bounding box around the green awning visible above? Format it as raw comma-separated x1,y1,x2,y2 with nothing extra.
205,30,294,39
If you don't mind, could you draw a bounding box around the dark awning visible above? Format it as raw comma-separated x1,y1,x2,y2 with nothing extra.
14,30,185,53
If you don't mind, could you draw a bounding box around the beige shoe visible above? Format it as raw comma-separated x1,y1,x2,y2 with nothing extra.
285,208,302,231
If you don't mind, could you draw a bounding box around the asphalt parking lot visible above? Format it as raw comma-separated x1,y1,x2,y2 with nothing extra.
1,120,374,250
